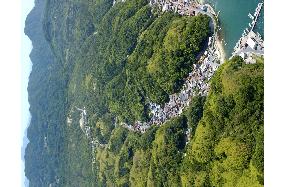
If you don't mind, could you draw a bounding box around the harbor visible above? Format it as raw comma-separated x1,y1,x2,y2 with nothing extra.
231,1,264,63
203,0,264,56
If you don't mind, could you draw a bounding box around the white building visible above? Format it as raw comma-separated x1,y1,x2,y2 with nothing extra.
239,52,246,59
247,37,257,49
162,3,170,12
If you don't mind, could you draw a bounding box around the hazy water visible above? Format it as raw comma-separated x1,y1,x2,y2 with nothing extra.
204,0,264,57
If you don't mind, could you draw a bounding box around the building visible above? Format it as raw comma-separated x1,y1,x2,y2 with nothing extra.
239,52,247,59
162,3,170,11
189,10,195,16
247,37,257,49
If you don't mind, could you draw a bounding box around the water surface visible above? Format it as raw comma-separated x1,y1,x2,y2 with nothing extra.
204,0,264,57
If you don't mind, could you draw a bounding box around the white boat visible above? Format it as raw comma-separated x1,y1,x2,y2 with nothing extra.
248,13,254,19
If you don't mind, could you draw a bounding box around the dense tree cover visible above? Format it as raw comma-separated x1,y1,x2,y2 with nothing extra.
93,57,264,187
181,56,264,187
183,96,206,137
95,116,189,186
25,0,263,186
24,0,67,186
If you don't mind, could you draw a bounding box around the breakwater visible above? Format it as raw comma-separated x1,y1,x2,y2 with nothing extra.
203,0,264,57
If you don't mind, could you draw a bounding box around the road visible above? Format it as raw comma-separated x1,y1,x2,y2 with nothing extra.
170,2,218,33
192,8,217,32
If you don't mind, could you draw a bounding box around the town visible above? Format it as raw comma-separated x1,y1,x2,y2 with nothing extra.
129,36,221,133
120,0,223,134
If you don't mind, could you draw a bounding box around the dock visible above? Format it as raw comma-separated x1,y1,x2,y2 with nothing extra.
249,2,263,32
231,1,264,61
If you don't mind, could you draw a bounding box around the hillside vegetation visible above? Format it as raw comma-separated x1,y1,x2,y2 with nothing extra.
181,56,264,186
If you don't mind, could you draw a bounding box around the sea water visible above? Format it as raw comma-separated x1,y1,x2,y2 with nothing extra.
204,0,264,57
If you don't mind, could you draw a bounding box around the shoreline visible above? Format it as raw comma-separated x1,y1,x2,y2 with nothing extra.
204,3,227,63
216,33,226,63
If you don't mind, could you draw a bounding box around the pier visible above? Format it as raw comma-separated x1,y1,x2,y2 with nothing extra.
231,1,264,62
249,2,263,32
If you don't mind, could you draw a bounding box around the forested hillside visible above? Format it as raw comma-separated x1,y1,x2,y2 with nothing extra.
25,0,264,186
25,0,93,186
24,0,67,186
181,56,264,186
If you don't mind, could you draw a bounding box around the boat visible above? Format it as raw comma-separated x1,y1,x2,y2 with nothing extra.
248,13,254,19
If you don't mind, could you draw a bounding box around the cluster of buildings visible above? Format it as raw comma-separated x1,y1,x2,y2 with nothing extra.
185,129,191,144
150,0,211,17
72,106,105,165
119,121,151,133
76,107,87,131
68,106,92,140
132,121,151,133
118,34,220,133
147,45,220,126
232,2,264,63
